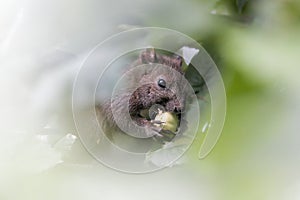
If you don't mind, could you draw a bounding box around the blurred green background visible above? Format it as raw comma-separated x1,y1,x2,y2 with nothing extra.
1,0,300,200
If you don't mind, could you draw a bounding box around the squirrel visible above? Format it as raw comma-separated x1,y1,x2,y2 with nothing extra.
96,48,192,145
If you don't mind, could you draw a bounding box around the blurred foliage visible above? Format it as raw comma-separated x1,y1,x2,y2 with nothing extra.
178,0,300,199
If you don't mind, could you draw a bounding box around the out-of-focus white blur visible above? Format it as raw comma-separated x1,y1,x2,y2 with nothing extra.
0,1,214,200
1,0,300,200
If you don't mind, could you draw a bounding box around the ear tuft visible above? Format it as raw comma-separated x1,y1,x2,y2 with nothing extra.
140,48,157,64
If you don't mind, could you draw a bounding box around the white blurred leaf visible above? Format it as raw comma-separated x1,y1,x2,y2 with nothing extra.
178,46,199,65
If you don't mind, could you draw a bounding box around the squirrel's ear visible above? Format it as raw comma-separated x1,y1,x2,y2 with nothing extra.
172,54,183,67
170,54,184,74
140,48,157,64
172,54,183,70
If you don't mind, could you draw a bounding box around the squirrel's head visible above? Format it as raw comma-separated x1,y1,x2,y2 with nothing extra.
128,49,190,128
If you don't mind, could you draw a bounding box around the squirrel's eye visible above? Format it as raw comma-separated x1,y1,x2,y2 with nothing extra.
157,79,166,88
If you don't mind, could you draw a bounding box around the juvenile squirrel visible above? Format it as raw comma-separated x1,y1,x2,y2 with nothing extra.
96,48,192,143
